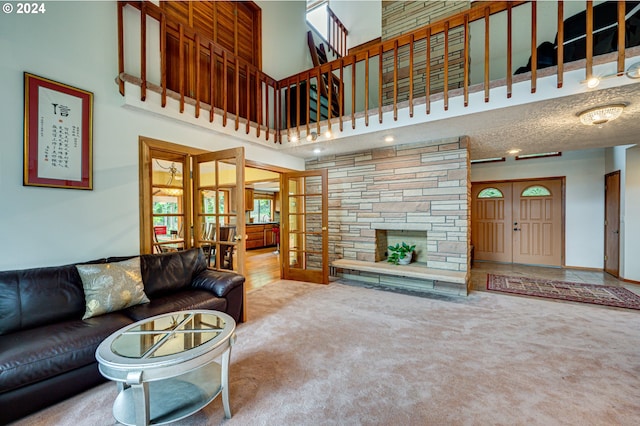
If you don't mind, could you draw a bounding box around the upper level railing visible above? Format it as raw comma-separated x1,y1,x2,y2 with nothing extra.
117,1,639,145
326,6,348,57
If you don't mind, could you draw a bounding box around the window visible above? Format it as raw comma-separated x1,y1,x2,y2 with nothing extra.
477,188,504,198
249,193,273,222
521,185,552,197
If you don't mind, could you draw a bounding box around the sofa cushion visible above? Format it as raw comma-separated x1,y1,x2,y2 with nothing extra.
122,289,227,322
140,248,208,298
76,257,150,319
0,265,85,336
0,312,133,393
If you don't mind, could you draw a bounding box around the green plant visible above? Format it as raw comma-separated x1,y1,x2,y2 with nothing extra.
386,242,416,265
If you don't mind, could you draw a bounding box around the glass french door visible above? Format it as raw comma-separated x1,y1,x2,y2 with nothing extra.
281,170,328,284
192,147,246,279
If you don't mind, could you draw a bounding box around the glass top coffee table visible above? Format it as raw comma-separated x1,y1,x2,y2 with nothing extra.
96,310,236,426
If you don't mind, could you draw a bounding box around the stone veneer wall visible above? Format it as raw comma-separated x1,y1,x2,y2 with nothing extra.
305,137,471,272
381,1,470,106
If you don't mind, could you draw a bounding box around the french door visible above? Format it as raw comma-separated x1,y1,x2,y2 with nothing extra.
472,178,563,267
281,170,329,284
140,139,246,319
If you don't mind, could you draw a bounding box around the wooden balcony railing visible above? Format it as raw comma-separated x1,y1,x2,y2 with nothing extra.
117,1,638,146
326,6,348,58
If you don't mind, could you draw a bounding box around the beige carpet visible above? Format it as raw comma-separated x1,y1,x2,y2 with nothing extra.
12,280,640,426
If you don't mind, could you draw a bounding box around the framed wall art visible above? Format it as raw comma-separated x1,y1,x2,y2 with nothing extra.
23,72,93,189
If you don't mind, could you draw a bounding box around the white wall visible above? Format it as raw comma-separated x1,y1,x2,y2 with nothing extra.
471,149,605,269
258,0,313,79
0,1,303,270
329,0,381,50
624,146,640,281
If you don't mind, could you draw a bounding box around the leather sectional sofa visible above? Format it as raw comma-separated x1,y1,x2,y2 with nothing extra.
0,248,244,424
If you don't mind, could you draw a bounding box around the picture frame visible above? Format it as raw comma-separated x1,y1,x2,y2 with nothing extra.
23,72,93,189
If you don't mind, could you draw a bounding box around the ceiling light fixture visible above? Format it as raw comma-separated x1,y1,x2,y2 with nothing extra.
384,136,394,143
290,134,299,142
507,149,521,155
578,104,625,126
325,130,332,138
306,131,318,142
586,77,600,88
626,62,640,79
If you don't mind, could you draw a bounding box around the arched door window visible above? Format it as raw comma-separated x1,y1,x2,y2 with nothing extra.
521,185,551,197
477,187,504,198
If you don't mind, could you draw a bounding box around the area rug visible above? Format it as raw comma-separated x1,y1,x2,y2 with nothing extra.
487,274,640,310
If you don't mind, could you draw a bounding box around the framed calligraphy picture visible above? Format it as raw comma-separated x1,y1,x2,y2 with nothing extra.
23,72,93,189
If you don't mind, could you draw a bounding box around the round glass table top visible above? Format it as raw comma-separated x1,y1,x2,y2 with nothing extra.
111,312,228,359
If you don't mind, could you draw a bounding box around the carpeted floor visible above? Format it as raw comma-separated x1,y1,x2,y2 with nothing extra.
12,279,640,426
487,274,640,310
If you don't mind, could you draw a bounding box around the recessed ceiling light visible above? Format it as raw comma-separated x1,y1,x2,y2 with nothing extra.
313,148,322,154
507,149,521,155
384,136,394,143
290,134,298,142
586,77,600,89
626,62,640,79
325,130,332,138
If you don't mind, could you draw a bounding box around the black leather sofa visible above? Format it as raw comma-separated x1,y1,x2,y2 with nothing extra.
0,248,244,424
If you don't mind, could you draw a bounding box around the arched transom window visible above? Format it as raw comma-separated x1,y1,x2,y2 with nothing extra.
477,188,503,198
521,185,551,197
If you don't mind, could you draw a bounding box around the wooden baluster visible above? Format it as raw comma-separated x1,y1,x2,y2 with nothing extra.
463,14,469,106
222,51,227,127
393,39,398,121
306,73,311,136
295,74,301,135
340,57,344,132
409,34,414,118
209,43,215,122
426,27,431,115
327,64,333,134
444,21,449,111
276,81,281,143
316,67,321,134
235,58,240,131
586,1,593,82
351,56,356,129
378,44,383,123
195,34,200,118
365,50,369,127
256,74,261,138
484,7,490,103
179,23,185,113
161,13,167,107
117,1,124,96
506,3,512,99
246,64,250,134
286,77,291,138
265,80,270,141
140,2,147,101
530,2,537,94
557,1,564,88
617,0,625,75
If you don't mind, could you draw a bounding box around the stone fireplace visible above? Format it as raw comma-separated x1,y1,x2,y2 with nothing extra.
306,137,471,296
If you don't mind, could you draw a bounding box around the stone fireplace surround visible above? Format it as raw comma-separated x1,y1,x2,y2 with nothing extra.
306,137,471,296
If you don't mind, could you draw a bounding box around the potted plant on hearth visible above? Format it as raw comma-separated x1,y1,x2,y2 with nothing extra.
387,242,416,265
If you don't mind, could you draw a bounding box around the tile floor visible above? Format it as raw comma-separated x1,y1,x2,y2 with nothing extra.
470,261,640,295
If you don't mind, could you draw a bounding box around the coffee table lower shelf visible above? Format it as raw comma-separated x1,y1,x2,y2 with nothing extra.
113,362,222,426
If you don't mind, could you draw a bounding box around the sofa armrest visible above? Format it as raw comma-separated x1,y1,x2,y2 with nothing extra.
190,269,245,298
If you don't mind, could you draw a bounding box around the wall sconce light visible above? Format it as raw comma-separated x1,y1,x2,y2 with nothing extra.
578,104,625,126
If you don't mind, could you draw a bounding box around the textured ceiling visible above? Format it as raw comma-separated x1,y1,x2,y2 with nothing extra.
278,80,640,160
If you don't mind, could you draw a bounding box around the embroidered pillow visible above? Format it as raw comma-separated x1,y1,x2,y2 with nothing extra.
76,257,150,319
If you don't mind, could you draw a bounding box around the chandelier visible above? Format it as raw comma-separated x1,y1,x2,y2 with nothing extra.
578,104,625,126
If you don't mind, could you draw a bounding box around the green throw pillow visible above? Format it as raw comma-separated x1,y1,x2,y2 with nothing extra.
76,257,150,319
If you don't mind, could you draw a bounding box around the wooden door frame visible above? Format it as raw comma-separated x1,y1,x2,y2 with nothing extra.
471,176,566,267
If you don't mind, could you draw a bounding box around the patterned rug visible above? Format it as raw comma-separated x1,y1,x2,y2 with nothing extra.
486,274,640,310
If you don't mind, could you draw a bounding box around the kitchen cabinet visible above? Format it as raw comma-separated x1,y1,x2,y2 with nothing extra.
246,223,278,249
245,188,254,211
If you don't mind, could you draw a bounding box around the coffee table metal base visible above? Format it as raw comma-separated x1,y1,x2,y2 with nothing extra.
113,360,230,425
